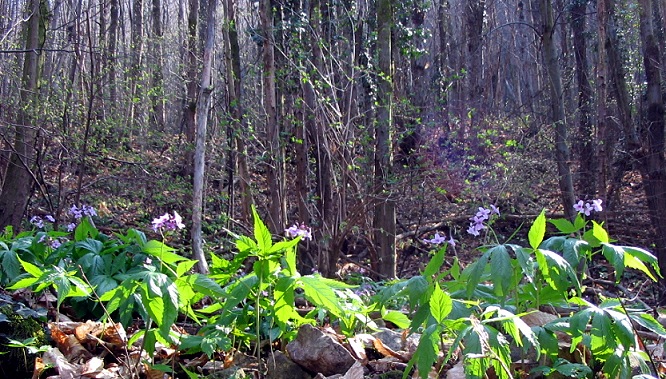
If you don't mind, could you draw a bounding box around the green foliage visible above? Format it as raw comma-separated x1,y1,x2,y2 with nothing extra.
1,207,663,378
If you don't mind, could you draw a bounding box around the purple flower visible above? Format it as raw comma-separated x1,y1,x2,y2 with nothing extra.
51,239,62,249
285,223,312,240
82,205,97,217
152,211,186,232
490,204,500,216
66,223,76,232
447,235,456,248
423,233,447,245
467,224,481,236
69,205,83,219
38,235,47,243
573,200,586,214
30,216,44,229
591,199,603,212
475,207,491,221
45,215,56,223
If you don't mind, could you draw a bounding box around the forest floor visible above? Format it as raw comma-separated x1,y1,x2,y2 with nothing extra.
5,141,665,378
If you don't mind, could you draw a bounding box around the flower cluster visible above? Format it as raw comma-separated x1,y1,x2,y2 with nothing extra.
423,232,456,247
467,205,500,237
151,211,185,232
30,214,55,229
574,199,603,216
285,223,312,240
69,204,97,219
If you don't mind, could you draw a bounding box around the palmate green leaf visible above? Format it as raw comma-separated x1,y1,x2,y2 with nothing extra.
90,274,119,296
488,245,512,297
221,274,258,315
300,275,346,318
190,273,226,299
601,244,626,281
176,260,199,277
282,244,297,276
429,283,452,324
268,237,300,255
74,218,99,242
603,308,634,348
534,249,580,293
528,210,546,250
590,311,615,356
464,251,491,297
251,206,273,254
7,276,40,290
76,239,103,254
143,240,187,265
630,312,666,338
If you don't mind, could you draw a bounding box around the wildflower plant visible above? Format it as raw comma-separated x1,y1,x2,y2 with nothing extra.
467,205,500,239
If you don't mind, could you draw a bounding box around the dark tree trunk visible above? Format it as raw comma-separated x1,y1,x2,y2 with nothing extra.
0,0,47,229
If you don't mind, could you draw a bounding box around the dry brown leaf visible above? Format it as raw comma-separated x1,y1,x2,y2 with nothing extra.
31,356,46,379
101,322,127,347
144,362,171,379
42,347,81,379
346,336,368,363
75,320,105,342
373,336,409,362
80,356,105,376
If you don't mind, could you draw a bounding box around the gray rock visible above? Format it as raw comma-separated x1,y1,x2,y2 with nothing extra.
286,324,357,376
266,350,313,379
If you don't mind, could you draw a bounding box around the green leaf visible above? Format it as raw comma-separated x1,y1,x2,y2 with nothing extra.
591,221,609,244
74,218,99,241
429,283,452,324
413,325,439,379
191,274,226,298
631,313,666,337
76,239,103,254
549,218,577,234
221,274,258,315
300,275,346,318
601,244,626,281
488,245,512,297
423,248,445,281
382,310,411,329
252,206,273,254
528,210,546,250
17,257,43,278
143,240,187,264
176,260,199,277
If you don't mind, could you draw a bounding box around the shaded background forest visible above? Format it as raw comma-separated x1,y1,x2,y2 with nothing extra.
1,0,665,280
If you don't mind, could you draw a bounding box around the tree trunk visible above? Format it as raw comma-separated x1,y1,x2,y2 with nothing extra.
374,0,396,279
540,0,576,219
191,0,216,275
181,0,199,178
129,0,145,143
150,0,165,131
571,0,596,198
222,0,252,225
0,0,47,229
260,0,285,232
637,0,666,281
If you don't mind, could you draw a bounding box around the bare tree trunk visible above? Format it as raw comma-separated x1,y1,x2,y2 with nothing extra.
129,0,145,143
181,0,199,178
571,1,595,197
374,0,396,279
0,0,47,229
260,0,285,232
222,0,252,225
150,0,165,131
637,0,666,280
540,0,576,219
191,0,216,275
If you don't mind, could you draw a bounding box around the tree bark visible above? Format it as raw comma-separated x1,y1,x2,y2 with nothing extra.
374,0,396,279
636,0,666,281
571,0,596,198
0,0,47,229
260,0,286,233
191,0,216,275
540,0,576,219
